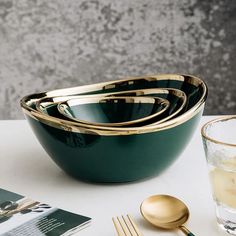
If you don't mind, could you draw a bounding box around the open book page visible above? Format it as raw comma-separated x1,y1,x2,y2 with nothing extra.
0,188,91,236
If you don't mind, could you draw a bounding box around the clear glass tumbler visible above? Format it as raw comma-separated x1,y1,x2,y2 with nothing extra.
202,116,236,235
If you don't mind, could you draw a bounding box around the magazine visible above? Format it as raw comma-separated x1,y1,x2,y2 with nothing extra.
0,188,91,236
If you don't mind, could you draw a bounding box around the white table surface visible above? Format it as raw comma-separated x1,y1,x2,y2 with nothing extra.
0,116,229,236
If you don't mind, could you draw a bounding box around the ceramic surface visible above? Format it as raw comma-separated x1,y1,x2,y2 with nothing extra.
37,88,185,128
20,74,207,182
57,96,169,127
21,74,207,133
105,88,187,126
25,109,203,182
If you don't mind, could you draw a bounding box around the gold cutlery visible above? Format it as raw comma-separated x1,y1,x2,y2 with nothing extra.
140,194,195,236
112,214,143,236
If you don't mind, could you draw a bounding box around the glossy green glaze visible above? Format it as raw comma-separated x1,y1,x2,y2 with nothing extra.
108,90,186,124
25,77,203,116
25,109,203,182
22,74,207,182
82,79,202,112
38,89,184,127
59,97,167,126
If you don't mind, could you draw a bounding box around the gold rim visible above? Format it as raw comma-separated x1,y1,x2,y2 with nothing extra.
57,96,170,127
201,115,236,147
34,87,188,130
22,74,202,104
20,74,207,135
23,102,204,135
36,87,185,116
46,74,190,97
104,87,187,126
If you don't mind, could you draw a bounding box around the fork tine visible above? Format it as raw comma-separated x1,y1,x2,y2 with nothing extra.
117,216,131,236
122,215,137,235
112,215,142,236
127,214,143,236
112,217,125,236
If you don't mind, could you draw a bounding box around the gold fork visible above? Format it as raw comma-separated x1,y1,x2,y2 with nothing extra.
112,214,143,236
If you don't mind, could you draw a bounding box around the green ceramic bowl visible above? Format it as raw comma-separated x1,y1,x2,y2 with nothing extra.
57,96,169,127
20,74,207,182
35,88,186,127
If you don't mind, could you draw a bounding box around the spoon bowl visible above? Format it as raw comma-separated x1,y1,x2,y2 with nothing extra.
140,194,195,235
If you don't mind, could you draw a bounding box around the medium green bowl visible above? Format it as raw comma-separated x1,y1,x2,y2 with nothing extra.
37,88,186,127
21,74,207,182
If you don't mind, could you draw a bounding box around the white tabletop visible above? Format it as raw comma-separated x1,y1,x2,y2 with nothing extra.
0,116,229,236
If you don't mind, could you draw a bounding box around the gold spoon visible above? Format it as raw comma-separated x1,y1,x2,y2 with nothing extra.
140,194,195,236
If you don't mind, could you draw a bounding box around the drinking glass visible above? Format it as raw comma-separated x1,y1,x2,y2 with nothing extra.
201,116,236,235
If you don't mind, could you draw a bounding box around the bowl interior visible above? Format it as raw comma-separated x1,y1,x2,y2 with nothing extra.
57,96,169,127
62,75,203,112
25,75,203,112
22,74,207,133
36,88,186,128
105,88,187,125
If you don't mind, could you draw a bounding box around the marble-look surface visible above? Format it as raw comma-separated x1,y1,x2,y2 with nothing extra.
0,0,235,119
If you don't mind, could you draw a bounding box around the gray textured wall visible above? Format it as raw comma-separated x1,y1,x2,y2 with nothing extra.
0,0,235,119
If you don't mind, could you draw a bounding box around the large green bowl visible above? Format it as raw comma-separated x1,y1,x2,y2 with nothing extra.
21,74,207,182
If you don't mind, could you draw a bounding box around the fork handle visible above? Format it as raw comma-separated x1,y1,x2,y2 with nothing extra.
179,226,195,236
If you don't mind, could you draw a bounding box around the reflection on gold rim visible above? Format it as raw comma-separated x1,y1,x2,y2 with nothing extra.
201,115,236,147
104,88,187,126
45,74,191,98
20,74,207,135
35,87,188,129
57,96,170,127
59,96,166,106
36,87,184,111
23,102,204,135
35,88,185,128
22,74,203,105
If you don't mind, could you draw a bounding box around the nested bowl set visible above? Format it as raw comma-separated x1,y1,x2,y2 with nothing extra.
20,74,207,182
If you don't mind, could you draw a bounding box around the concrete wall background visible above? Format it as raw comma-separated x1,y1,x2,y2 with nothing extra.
0,0,235,119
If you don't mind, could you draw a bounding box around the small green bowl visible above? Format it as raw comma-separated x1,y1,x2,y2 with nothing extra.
57,96,169,127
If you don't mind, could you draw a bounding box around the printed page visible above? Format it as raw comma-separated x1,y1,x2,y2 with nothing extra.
0,189,91,236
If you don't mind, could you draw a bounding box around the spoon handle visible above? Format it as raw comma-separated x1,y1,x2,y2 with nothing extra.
179,226,196,236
